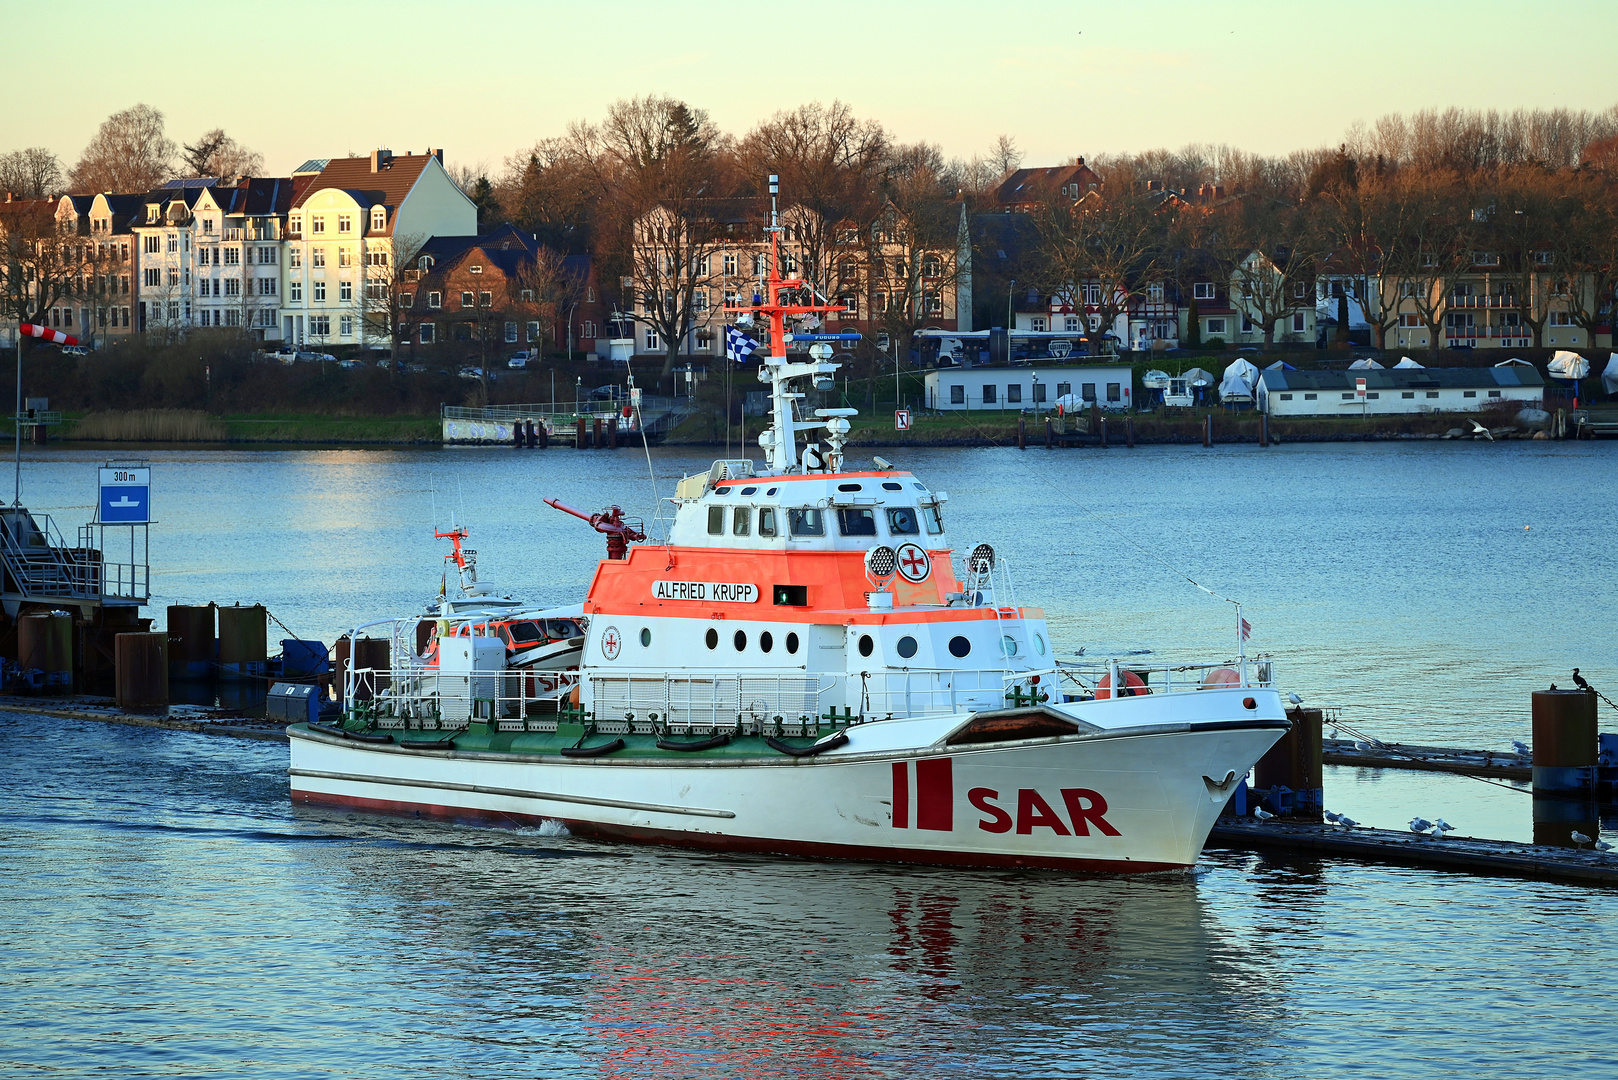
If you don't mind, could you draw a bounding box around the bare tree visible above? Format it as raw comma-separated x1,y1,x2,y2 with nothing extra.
362,231,427,357
69,104,176,193
1207,196,1320,349
1,201,98,335
1558,176,1618,342
990,134,1023,179
862,154,960,375
0,149,63,199
181,129,264,179
1030,163,1170,355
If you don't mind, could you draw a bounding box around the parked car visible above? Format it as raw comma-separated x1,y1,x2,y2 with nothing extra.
458,366,484,380
296,351,336,363
337,358,365,369
62,344,92,356
589,384,621,401
507,351,531,370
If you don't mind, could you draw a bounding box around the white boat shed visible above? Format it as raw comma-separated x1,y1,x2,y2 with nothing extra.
1257,366,1544,416
923,364,1137,412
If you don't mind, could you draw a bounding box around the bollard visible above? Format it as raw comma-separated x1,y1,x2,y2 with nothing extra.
115,632,168,714
1017,415,1026,450
1203,414,1212,447
1531,688,1598,846
575,417,587,449
511,421,524,449
1253,707,1322,820
1259,412,1269,447
1126,417,1135,449
1099,417,1108,448
607,416,619,449
1044,416,1053,449
592,417,604,449
535,421,548,449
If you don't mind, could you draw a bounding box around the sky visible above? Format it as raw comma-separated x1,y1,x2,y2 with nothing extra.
7,0,1615,183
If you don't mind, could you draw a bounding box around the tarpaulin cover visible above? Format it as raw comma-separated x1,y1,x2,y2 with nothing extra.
1602,353,1618,396
1393,356,1424,369
1547,350,1590,380
1182,367,1215,387
1220,358,1259,399
1348,358,1385,369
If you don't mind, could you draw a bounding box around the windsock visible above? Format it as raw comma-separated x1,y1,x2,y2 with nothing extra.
18,323,79,346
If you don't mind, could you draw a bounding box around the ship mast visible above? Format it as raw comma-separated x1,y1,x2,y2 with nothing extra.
725,174,858,476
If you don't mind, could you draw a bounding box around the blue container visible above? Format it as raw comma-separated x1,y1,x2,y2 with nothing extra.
279,639,330,679
266,682,320,724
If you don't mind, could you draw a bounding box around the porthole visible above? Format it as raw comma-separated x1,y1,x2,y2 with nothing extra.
734,630,747,651
760,631,774,653
640,627,651,647
837,483,863,492
1001,635,1018,657
858,634,874,657
896,636,918,659
1034,633,1046,656
766,487,778,495
740,486,757,495
948,635,971,658
785,632,800,654
705,628,718,650
882,482,903,490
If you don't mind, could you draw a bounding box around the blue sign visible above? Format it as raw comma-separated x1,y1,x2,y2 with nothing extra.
99,467,150,524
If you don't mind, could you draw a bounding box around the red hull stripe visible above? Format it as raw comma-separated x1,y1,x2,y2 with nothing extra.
891,761,908,829
915,757,953,832
290,787,1183,874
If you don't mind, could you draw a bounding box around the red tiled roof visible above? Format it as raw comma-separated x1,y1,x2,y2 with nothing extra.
294,152,443,234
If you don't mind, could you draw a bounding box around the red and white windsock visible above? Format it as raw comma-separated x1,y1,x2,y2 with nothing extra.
18,323,79,347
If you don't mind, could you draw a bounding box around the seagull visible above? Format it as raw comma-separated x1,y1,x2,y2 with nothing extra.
1355,741,1376,753
1572,668,1592,692
1597,841,1613,853
1409,817,1434,834
1571,831,1593,847
1512,740,1531,758
1469,418,1494,441
1254,807,1275,821
1337,815,1358,827
1433,819,1455,838
1288,692,1302,705
1324,810,1341,824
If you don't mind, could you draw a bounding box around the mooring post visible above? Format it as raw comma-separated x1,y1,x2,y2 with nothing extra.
1126,417,1135,449
1203,414,1212,447
1017,414,1026,450
1259,412,1269,448
1099,416,1108,448
1254,708,1324,820
575,417,586,449
1531,688,1598,846
1044,416,1052,449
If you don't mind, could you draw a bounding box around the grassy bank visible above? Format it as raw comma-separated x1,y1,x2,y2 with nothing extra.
48,410,441,445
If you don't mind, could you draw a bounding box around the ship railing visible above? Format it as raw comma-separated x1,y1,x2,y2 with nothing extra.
1051,655,1276,699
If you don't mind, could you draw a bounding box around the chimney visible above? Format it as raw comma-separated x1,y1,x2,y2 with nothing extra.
370,148,393,173
427,148,444,163
1214,185,1226,199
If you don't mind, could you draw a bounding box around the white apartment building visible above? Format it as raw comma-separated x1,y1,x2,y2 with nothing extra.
281,150,476,348
132,180,217,335
189,178,299,339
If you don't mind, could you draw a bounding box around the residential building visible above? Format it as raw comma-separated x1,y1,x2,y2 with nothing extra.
282,149,476,349
1256,366,1543,416
2,193,105,346
131,179,217,336
990,159,1102,211
84,193,141,343
923,362,1136,412
189,176,305,339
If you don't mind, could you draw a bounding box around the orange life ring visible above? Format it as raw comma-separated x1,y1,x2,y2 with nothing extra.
1201,667,1242,689
1096,670,1146,699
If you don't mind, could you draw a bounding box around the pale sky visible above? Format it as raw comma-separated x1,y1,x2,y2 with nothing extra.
9,0,1615,183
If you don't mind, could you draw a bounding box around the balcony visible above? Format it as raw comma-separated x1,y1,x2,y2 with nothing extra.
224,228,243,241
1448,294,1516,309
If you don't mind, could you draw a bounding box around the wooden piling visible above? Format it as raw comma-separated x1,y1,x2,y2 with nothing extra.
593,417,604,449
1531,688,1598,847
1254,708,1323,820
1125,418,1135,448
1044,416,1053,449
1203,414,1212,447
1017,414,1026,450
1099,417,1108,447
575,417,587,449
1259,412,1269,447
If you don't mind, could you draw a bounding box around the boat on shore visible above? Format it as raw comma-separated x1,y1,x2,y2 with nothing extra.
288,176,1288,873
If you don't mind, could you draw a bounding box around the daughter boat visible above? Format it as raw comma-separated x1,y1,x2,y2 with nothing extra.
288,177,1288,872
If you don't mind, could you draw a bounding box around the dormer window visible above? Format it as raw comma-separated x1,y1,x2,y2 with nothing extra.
146,206,158,223
371,207,385,231
418,255,434,271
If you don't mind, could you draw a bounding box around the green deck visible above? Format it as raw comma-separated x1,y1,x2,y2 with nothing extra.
296,719,848,761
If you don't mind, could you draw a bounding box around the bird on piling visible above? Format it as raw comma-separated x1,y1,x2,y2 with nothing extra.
1288,693,1302,705
1409,817,1434,834
1433,819,1455,838
1571,831,1593,848
1512,740,1531,759
1598,841,1614,854
1324,810,1341,824
1573,668,1591,692
1337,815,1358,828
1254,807,1276,821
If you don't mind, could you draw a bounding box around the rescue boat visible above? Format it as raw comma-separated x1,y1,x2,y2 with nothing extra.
287,176,1288,873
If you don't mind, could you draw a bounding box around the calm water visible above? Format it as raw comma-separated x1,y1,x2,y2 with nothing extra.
3,440,1617,1077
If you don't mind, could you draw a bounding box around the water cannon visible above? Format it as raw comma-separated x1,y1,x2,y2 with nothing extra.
544,498,647,560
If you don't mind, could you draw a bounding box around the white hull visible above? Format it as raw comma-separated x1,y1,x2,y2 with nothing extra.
289,693,1286,872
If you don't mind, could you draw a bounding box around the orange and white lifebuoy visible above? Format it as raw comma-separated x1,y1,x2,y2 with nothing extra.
1096,670,1146,699
1200,667,1241,689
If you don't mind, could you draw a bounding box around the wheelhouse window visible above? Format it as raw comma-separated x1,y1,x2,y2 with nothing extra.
787,508,824,536
732,507,751,536
836,508,877,536
923,504,944,534
707,506,724,534
758,508,777,537
886,507,919,535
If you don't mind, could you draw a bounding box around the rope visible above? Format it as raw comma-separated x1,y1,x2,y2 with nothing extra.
1327,714,1533,796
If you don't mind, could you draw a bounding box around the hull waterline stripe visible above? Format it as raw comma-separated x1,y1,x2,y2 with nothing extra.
287,768,736,819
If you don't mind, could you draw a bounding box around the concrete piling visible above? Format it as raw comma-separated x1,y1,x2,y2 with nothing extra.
1254,707,1323,820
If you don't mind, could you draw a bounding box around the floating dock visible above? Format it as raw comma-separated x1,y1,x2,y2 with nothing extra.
1210,818,1618,888
1322,736,1532,780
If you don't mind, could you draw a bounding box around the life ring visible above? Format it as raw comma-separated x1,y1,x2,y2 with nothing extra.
1096,670,1146,699
1200,667,1242,689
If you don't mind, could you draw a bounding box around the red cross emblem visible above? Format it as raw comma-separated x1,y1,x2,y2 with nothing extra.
896,543,931,583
